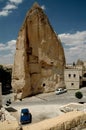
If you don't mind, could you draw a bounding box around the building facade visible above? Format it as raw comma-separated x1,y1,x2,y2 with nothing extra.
64,68,82,90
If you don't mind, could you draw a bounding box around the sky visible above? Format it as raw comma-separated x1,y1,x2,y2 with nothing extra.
0,0,86,64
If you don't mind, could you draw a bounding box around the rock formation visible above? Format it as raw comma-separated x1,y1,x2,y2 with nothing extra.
12,2,65,98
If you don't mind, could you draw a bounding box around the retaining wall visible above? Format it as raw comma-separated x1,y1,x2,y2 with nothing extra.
24,111,86,130
0,111,86,130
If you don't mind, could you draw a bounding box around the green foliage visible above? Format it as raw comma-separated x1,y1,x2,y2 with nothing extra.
0,65,12,93
75,91,83,99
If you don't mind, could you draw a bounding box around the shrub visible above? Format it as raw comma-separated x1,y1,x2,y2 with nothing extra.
75,91,83,99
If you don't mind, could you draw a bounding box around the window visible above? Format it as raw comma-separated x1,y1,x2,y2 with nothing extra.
71,83,74,86
43,83,46,87
51,61,53,65
83,73,86,77
79,76,82,79
68,74,71,77
73,74,76,78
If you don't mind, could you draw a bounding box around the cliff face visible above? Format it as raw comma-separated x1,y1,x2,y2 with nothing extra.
12,3,65,98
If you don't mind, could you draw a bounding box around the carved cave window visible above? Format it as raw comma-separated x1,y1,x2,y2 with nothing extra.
43,83,46,87
51,61,53,65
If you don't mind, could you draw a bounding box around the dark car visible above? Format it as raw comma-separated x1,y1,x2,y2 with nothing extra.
20,108,32,124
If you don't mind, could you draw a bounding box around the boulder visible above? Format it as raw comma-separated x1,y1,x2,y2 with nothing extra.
12,2,65,98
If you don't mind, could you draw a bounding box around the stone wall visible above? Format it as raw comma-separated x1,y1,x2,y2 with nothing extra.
0,121,18,130
0,111,86,130
23,111,86,130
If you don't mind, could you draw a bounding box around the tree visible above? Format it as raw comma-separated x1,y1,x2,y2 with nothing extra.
76,59,83,65
73,62,75,66
75,91,83,103
0,65,12,94
75,91,83,99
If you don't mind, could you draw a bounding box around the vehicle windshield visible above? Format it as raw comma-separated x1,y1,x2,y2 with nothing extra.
23,112,28,115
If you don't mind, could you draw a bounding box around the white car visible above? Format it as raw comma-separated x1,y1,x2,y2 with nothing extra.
55,88,67,95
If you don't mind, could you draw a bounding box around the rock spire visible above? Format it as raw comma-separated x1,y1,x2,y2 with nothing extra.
12,2,65,99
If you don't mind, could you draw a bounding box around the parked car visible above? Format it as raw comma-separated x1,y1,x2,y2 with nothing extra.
55,88,67,95
20,108,32,124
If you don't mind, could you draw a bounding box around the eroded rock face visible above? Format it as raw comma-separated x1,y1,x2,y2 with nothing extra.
12,3,65,98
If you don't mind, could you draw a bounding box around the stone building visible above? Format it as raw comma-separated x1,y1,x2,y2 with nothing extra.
64,61,86,90
64,68,82,90
12,3,65,98
83,61,86,67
